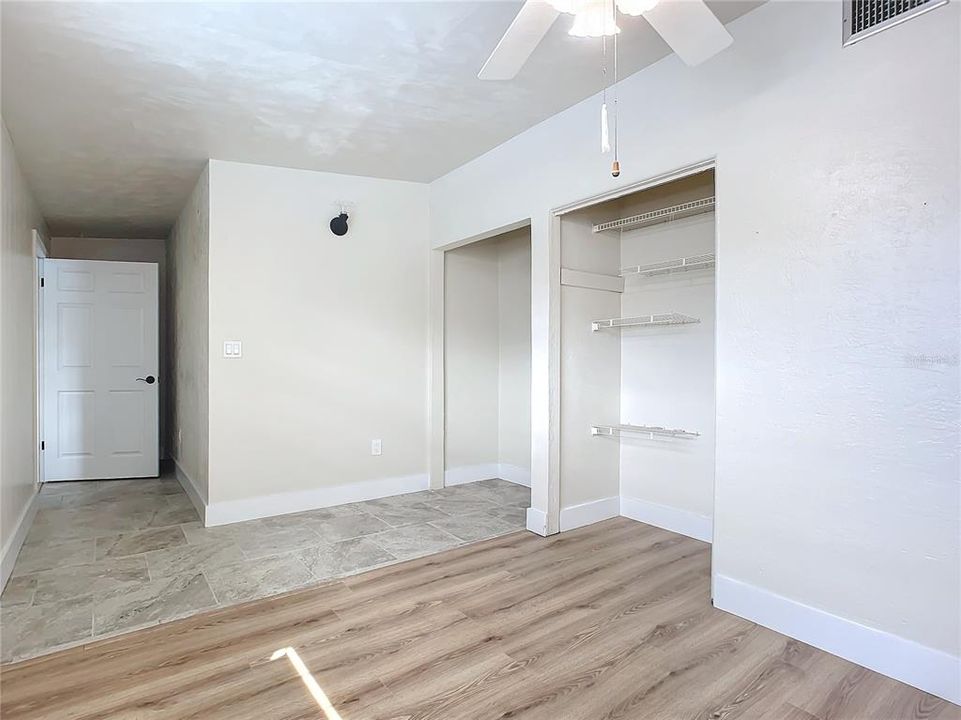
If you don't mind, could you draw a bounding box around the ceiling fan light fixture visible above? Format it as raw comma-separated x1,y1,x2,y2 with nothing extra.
547,0,581,13
568,0,620,37
615,0,659,16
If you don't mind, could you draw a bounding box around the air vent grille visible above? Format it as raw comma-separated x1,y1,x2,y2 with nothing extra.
844,0,948,45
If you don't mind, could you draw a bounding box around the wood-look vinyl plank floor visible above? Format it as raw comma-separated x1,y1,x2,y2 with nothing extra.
1,517,956,720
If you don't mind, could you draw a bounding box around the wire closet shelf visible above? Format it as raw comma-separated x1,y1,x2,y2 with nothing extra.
592,424,700,439
621,253,715,278
592,312,699,331
593,196,716,234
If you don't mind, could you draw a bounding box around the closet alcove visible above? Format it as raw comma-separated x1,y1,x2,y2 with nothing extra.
559,170,716,538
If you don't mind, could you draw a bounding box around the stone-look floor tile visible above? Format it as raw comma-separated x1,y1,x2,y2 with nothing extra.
486,505,528,525
234,525,326,560
36,494,64,509
204,554,315,605
467,479,532,507
95,526,187,560
29,505,156,541
364,502,450,529
39,480,102,496
291,503,372,522
144,504,200,528
13,537,96,577
0,595,93,663
304,513,394,544
298,538,397,580
164,493,196,513
93,572,217,636
145,538,246,579
429,512,522,543
423,493,500,517
1,575,37,608
32,556,150,604
369,524,463,561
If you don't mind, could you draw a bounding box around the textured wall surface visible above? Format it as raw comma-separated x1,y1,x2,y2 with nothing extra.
0,120,47,560
166,168,209,500
206,160,429,504
497,230,532,472
430,1,960,659
445,229,532,475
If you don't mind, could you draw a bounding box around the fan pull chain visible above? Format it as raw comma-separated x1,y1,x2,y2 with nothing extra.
601,36,610,153
611,0,620,177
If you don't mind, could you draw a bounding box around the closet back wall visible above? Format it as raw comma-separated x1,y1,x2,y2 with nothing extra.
206,160,430,509
445,229,532,485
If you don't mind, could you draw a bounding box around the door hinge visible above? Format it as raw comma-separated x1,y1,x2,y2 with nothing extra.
40,277,45,288
40,440,45,451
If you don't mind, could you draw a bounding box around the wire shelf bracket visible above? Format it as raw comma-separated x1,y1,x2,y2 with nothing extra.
621,253,715,278
591,312,699,331
592,196,716,234
591,423,700,439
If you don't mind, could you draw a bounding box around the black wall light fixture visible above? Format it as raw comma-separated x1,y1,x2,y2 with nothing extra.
329,211,349,236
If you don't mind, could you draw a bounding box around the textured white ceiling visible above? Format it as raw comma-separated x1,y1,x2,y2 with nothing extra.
1,1,759,237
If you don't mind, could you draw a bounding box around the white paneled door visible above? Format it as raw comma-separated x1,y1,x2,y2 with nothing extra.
43,259,159,481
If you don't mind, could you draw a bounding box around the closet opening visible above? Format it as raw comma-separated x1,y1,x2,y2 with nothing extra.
443,226,532,520
558,169,716,543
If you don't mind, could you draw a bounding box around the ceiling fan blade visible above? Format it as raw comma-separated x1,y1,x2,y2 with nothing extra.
478,1,561,80
642,0,733,67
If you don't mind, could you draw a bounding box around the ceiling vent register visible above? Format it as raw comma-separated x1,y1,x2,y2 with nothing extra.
844,0,948,45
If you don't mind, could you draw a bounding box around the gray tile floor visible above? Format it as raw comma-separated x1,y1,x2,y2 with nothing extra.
0,473,530,664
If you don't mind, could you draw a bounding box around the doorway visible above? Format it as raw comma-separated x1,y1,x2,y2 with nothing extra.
443,227,532,499
42,259,160,481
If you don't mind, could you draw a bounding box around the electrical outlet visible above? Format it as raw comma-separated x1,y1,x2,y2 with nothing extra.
371,439,382,456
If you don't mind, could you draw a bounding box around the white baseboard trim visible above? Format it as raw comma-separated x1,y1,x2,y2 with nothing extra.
496,464,531,487
444,463,531,488
526,507,548,536
713,574,961,704
560,496,620,532
619,496,713,543
444,463,501,486
205,473,430,527
172,459,208,526
1,487,40,591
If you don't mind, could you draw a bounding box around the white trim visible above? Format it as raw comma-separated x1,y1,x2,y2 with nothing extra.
444,463,501,486
497,463,531,487
619,496,713,543
205,473,430,527
173,459,207,525
1,488,40,591
713,574,961,705
526,507,548,536
559,496,620,531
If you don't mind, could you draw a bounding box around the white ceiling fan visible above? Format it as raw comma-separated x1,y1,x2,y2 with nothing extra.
478,0,734,80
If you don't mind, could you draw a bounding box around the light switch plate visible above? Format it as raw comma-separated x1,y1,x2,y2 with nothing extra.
371,439,382,456
223,340,242,358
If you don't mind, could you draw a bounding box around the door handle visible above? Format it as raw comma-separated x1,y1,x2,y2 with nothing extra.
136,375,156,385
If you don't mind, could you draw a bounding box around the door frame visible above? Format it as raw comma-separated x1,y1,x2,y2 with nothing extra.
32,230,47,488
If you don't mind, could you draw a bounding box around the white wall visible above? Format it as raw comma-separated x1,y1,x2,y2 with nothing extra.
559,211,620,510
50,237,169,458
445,240,500,476
206,160,430,509
429,1,959,701
618,174,716,528
167,167,209,502
0,119,47,587
445,229,532,485
497,230,531,477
